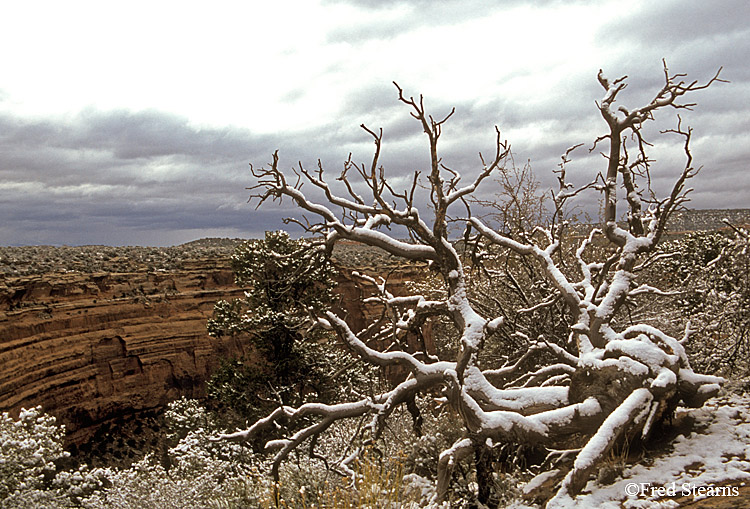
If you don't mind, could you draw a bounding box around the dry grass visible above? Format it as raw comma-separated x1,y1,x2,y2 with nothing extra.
256,448,410,509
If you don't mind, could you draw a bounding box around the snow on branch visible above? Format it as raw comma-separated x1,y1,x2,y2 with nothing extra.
229,69,726,505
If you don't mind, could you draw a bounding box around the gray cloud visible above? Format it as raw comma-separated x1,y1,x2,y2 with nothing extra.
3,60,745,247
597,0,750,48
12,109,268,162
2,1,748,246
0,109,279,246
324,0,508,44
594,0,749,90
324,0,587,11
323,0,603,46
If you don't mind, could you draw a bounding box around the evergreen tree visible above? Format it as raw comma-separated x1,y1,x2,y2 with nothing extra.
207,231,337,417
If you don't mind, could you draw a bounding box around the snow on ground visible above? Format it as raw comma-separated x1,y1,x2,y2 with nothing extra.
561,393,750,508
411,393,750,508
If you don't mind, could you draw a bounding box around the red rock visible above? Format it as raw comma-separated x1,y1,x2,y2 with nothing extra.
0,253,431,446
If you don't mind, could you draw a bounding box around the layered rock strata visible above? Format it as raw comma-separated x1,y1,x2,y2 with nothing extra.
0,245,425,446
0,259,247,444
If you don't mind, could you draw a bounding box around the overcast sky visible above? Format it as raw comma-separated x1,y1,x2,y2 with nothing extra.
1,0,747,246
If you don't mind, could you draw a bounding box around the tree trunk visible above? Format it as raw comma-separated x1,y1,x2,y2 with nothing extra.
475,442,498,508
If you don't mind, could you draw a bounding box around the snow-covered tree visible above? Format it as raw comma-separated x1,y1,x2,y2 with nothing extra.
220,63,726,507
208,230,336,356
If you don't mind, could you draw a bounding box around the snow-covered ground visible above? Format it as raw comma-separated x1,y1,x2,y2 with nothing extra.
555,393,750,508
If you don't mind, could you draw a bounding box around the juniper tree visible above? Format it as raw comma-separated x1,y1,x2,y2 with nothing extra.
207,231,338,415
220,63,726,507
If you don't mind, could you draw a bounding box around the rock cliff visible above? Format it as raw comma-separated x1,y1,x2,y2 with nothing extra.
0,258,249,444
0,243,423,446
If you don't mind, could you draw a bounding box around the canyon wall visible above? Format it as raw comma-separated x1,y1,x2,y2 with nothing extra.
0,249,409,445
0,258,250,444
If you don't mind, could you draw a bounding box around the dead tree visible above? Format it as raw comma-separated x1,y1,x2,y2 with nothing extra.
221,63,725,507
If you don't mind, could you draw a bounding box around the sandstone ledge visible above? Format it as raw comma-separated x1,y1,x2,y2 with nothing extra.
0,259,249,444
0,240,428,446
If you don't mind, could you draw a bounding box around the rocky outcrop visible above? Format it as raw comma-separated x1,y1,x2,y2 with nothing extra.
0,246,427,446
0,259,249,444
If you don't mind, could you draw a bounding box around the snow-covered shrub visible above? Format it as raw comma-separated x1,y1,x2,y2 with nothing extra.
83,398,269,508
164,396,211,444
80,454,267,509
0,488,72,509
51,465,109,503
0,407,68,501
656,228,750,375
0,407,111,508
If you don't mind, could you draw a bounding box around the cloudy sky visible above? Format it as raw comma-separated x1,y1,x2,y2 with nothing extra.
1,0,747,246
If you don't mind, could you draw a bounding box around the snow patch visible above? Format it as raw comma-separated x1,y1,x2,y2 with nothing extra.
559,394,750,508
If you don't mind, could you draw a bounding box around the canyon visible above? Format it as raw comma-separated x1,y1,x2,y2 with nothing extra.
3,209,748,448
0,242,420,447
0,256,248,444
